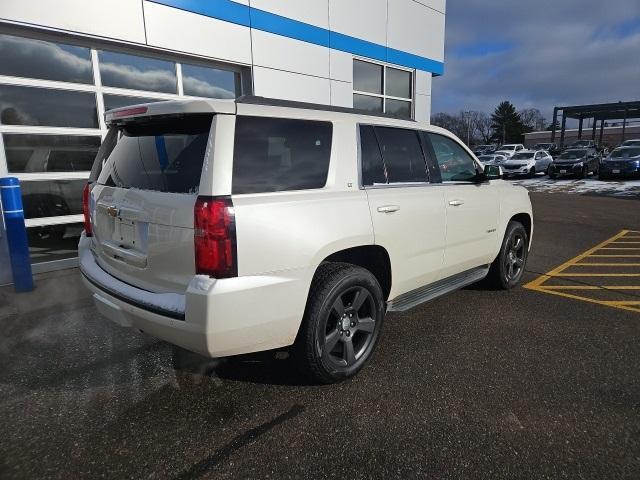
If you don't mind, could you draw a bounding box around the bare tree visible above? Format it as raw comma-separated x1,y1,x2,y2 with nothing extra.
519,108,546,132
474,112,493,144
431,112,467,140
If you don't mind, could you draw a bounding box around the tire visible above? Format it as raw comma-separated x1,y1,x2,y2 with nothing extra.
599,173,608,181
485,221,529,290
549,172,557,180
294,262,385,384
580,165,588,179
527,167,536,178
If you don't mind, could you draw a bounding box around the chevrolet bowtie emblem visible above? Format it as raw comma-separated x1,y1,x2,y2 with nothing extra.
106,206,119,218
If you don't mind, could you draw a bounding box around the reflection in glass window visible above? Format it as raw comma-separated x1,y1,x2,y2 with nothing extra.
3,134,100,173
428,133,478,182
353,94,383,113
353,60,383,94
0,85,98,128
360,125,386,186
21,179,86,219
0,34,93,84
374,127,427,183
97,116,213,194
233,116,332,194
182,64,240,98
98,50,177,93
28,222,83,263
385,99,412,119
385,67,412,98
103,94,162,112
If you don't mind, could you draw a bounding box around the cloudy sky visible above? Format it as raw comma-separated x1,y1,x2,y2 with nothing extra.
431,0,640,123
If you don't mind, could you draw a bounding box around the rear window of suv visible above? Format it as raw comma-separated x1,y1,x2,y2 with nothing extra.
96,114,212,194
232,116,332,194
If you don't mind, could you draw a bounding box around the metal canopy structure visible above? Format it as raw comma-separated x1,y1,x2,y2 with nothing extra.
550,101,640,148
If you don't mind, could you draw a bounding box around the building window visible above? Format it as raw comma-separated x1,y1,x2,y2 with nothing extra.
352,59,413,119
0,30,249,271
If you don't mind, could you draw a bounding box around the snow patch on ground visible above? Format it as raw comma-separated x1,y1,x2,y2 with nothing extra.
511,176,640,198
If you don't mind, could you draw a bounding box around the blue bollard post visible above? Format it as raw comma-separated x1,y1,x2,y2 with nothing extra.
0,177,34,292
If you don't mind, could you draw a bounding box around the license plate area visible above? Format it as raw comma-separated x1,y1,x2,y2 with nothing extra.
560,169,567,174
115,217,137,248
612,169,621,174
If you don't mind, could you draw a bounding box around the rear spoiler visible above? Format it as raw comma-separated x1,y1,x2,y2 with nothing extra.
104,98,236,125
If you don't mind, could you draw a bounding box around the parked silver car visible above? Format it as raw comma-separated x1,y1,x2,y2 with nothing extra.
502,149,553,178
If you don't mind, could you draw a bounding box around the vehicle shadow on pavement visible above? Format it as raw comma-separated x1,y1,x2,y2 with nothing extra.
172,346,315,387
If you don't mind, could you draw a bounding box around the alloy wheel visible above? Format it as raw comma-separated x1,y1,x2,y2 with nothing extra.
320,286,376,368
504,232,526,282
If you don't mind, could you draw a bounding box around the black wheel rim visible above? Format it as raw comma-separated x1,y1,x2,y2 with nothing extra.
504,232,526,282
320,286,376,368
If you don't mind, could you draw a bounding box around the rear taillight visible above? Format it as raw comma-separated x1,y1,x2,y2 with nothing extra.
82,182,92,237
194,196,237,278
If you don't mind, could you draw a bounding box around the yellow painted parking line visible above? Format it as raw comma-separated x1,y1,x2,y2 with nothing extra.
589,255,640,258
525,230,640,315
541,285,640,290
554,273,640,277
573,263,640,267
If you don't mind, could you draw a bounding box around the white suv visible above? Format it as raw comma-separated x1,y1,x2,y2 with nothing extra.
495,144,525,158
80,97,533,383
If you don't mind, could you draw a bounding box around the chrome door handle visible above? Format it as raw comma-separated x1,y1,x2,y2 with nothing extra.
448,199,464,207
377,205,400,213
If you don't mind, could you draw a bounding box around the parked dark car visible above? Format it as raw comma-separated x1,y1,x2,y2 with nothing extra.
599,146,640,180
548,148,600,179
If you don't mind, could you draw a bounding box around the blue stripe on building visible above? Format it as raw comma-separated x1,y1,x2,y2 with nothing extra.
148,0,444,75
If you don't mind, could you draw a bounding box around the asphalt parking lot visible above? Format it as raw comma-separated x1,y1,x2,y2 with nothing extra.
1,192,640,479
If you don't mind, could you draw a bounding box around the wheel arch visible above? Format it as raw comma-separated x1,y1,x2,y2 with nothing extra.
510,212,532,243
315,245,392,301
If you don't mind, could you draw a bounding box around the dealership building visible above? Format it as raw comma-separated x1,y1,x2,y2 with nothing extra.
0,0,445,280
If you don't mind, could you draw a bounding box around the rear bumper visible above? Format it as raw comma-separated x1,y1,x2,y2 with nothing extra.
548,163,583,177
79,235,311,358
599,162,640,178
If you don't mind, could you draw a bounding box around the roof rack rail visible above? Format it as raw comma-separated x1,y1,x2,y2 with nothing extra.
236,95,416,121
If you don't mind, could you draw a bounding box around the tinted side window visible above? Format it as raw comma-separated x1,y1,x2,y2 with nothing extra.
360,125,386,186
374,127,428,183
428,133,478,182
429,133,476,182
233,117,332,194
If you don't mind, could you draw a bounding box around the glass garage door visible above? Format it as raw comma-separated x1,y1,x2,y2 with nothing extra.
0,31,248,273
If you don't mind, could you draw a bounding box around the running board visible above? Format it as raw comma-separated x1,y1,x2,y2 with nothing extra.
386,266,490,312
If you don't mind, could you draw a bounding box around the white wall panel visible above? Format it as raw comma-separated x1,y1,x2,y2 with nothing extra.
328,0,387,45
143,1,252,64
414,93,431,123
330,50,353,83
0,0,146,43
330,80,353,108
387,0,445,62
412,0,446,14
252,30,329,78
415,70,432,96
250,0,329,28
253,67,331,104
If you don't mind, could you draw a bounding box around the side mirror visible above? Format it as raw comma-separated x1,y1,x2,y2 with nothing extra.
484,164,503,180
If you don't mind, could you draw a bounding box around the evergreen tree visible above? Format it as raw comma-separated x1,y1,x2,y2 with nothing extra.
490,101,526,144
